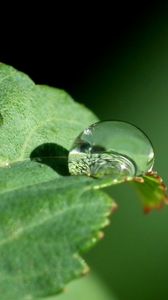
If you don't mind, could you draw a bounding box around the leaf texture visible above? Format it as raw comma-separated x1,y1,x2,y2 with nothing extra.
0,64,114,299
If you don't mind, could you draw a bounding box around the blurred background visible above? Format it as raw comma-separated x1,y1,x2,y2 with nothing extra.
1,3,168,299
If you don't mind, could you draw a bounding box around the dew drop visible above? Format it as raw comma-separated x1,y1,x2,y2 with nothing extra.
68,121,154,181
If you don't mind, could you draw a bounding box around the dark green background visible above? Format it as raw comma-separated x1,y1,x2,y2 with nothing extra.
1,5,168,300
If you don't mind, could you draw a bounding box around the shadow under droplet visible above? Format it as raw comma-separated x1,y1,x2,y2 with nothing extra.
30,143,70,176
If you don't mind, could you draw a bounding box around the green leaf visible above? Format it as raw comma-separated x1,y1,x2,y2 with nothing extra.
0,63,97,166
0,63,167,300
0,64,114,300
55,273,116,300
133,172,168,213
0,161,113,300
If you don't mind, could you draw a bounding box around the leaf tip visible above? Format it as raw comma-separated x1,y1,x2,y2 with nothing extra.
111,201,118,213
134,170,168,213
144,201,165,214
97,231,104,240
81,265,90,276
133,176,144,183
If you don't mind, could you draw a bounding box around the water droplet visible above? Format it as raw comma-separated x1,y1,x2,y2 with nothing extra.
68,121,154,181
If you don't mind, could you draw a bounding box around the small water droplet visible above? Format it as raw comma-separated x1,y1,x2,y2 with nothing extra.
68,121,154,181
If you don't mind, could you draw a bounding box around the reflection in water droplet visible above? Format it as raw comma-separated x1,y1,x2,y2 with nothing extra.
68,121,154,181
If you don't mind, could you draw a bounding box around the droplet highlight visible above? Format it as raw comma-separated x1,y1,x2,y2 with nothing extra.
68,121,154,181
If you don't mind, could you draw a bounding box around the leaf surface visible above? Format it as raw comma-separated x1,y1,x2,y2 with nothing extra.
133,172,168,213
0,64,113,299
